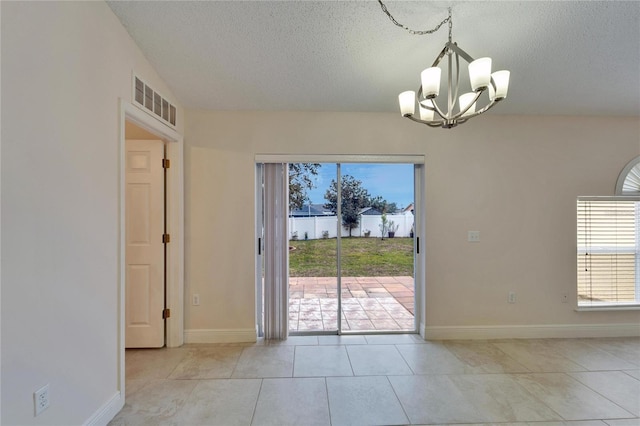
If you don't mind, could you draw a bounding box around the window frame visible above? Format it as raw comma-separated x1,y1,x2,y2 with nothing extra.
576,196,640,311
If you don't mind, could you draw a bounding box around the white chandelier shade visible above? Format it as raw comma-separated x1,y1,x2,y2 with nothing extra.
468,57,492,91
399,90,416,116
421,67,441,98
399,41,510,129
491,70,510,100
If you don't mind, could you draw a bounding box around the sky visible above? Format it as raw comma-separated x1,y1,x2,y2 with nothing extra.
303,163,414,209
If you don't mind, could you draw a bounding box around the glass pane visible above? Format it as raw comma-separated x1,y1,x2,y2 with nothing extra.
288,163,338,333
339,163,415,332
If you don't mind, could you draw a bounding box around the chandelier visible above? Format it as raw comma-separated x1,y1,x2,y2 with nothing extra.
379,2,510,129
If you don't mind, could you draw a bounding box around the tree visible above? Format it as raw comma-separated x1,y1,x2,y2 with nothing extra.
379,213,389,240
324,175,371,237
369,196,398,214
288,163,321,211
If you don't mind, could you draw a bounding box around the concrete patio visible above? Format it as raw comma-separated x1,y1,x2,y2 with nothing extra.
289,276,415,332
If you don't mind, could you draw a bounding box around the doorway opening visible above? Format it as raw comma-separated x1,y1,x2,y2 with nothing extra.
118,99,184,399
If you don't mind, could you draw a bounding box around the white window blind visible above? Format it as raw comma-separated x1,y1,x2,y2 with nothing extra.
577,198,640,307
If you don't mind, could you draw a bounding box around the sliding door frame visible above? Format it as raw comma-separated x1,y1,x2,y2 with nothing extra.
255,164,264,337
256,154,426,337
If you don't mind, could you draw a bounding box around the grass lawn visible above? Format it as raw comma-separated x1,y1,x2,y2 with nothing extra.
289,237,414,277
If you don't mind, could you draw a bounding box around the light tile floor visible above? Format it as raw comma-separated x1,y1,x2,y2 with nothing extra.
289,276,415,332
110,336,640,425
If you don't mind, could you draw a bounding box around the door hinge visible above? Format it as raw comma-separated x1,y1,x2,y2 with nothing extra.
162,233,171,243
162,308,171,319
162,158,171,169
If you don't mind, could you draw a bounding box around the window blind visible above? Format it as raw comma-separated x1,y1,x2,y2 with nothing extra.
577,198,640,306
263,163,290,339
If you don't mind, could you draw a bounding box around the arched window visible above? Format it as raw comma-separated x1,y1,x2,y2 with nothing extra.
616,156,640,195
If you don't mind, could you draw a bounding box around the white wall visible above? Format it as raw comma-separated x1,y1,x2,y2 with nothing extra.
1,2,183,424
184,110,640,340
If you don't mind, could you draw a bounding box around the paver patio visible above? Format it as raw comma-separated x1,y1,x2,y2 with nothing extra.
289,276,415,332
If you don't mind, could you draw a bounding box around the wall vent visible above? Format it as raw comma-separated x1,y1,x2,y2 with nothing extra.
133,75,177,128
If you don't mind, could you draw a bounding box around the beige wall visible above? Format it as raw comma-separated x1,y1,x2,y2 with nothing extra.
184,110,640,336
1,2,183,424
126,121,163,140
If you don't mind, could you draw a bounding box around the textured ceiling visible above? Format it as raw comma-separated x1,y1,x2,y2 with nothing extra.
108,1,640,116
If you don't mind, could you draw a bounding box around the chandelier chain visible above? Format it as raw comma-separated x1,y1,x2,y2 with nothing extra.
377,0,451,36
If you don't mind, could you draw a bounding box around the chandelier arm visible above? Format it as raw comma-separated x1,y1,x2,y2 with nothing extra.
474,98,499,115
451,90,483,120
431,45,449,68
405,115,444,128
447,50,453,118
457,98,500,121
424,96,448,121
417,86,445,120
451,51,461,114
424,121,446,128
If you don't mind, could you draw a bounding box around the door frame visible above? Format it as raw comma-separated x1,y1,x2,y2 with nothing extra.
118,99,184,392
255,154,425,336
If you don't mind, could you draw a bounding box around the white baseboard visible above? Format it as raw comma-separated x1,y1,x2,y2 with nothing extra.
184,328,257,344
421,323,640,340
84,391,123,426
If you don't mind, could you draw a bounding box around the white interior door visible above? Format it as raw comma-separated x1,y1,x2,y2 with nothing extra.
125,139,165,348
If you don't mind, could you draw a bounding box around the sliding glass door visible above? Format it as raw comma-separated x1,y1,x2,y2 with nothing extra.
285,162,417,335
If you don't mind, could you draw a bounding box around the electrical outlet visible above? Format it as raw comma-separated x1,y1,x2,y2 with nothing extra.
34,384,50,416
508,291,516,303
192,294,200,306
468,231,480,242
561,292,569,303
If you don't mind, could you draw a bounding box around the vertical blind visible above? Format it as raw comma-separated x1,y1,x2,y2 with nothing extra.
577,198,640,306
263,163,290,339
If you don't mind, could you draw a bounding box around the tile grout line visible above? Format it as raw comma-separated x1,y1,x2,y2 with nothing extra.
249,378,264,426
393,343,418,375
324,377,334,426
343,344,356,377
228,345,243,379
384,375,412,425
567,371,639,418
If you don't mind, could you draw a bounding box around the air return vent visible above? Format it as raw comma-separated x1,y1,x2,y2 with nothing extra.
133,75,177,128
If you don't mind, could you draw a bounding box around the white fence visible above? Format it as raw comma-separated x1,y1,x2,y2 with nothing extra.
289,213,414,240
